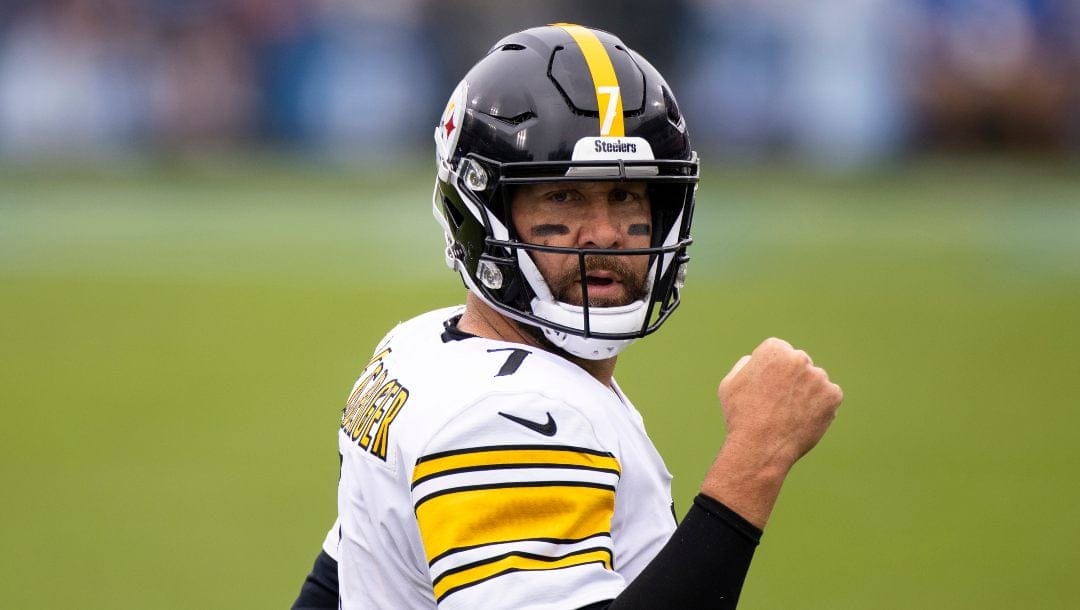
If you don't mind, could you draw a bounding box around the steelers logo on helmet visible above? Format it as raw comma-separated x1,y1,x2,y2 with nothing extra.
432,23,697,359
435,79,468,181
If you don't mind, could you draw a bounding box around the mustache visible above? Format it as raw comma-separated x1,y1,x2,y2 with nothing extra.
555,256,634,283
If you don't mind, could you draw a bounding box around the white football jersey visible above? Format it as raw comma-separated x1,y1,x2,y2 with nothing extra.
332,306,676,609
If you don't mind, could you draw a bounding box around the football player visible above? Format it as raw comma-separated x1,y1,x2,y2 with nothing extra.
293,23,842,609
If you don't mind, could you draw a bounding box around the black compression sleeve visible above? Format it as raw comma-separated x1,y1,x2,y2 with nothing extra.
582,494,763,610
291,550,339,610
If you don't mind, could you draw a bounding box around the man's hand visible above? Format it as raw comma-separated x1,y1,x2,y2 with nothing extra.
701,338,844,528
719,337,843,472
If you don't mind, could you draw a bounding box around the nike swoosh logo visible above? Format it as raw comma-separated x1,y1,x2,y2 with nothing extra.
498,411,557,437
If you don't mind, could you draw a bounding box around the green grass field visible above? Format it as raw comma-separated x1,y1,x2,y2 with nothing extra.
2,156,1078,608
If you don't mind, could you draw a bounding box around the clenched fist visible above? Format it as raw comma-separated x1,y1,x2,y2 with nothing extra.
719,337,843,471
702,338,843,528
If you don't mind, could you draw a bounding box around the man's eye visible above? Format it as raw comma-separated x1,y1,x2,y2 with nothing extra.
610,190,638,202
548,191,573,202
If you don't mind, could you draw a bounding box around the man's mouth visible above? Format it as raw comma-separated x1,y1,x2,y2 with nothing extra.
551,258,647,307
585,271,617,288
576,271,628,305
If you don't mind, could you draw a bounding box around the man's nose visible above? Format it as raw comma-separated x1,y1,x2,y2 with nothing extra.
577,201,620,248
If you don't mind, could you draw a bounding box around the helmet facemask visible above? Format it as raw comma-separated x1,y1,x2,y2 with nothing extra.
436,153,697,360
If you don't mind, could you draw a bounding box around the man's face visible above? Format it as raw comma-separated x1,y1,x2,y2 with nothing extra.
511,181,652,307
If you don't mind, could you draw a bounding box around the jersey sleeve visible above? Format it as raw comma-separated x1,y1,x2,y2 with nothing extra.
409,393,626,609
319,518,340,560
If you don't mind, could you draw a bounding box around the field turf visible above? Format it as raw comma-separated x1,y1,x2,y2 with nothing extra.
1,156,1078,608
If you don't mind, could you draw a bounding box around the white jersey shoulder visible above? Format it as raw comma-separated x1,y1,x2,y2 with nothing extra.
335,307,675,609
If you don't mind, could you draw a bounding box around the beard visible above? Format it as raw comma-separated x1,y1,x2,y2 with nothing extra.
548,255,649,307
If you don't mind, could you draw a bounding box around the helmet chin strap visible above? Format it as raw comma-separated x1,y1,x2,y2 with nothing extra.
528,296,648,360
515,246,650,359
535,307,639,360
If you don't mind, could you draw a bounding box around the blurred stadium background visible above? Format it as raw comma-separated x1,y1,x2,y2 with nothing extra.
1,1,1078,608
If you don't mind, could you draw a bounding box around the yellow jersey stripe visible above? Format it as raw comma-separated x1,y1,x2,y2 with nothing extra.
432,547,613,602
415,483,615,564
552,23,625,137
412,445,620,486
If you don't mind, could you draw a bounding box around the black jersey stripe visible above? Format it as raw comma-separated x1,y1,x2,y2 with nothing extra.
413,446,620,491
411,461,621,489
433,548,612,603
432,545,612,589
427,532,613,567
416,443,615,464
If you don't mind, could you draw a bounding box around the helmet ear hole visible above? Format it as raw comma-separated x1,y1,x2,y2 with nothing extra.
443,196,465,232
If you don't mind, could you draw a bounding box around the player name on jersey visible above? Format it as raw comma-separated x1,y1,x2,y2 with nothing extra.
340,347,410,461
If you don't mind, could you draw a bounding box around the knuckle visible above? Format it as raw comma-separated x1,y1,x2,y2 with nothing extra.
774,337,794,351
758,337,792,353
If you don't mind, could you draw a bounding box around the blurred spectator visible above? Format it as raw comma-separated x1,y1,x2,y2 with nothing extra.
911,0,1075,150
148,3,256,148
235,0,320,142
676,0,914,168
1065,2,1080,149
292,0,435,160
676,1,792,158
785,0,915,167
0,0,152,157
417,0,689,99
0,0,1077,162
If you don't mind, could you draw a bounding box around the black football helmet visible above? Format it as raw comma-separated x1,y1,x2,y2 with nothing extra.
433,23,698,359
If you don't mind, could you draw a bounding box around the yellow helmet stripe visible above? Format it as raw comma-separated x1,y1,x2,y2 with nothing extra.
552,23,625,137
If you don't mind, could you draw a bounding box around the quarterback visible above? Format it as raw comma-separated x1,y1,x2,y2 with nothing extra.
293,24,842,609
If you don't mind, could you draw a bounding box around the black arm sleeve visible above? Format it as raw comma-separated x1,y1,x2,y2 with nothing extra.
291,550,339,610
580,494,763,610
